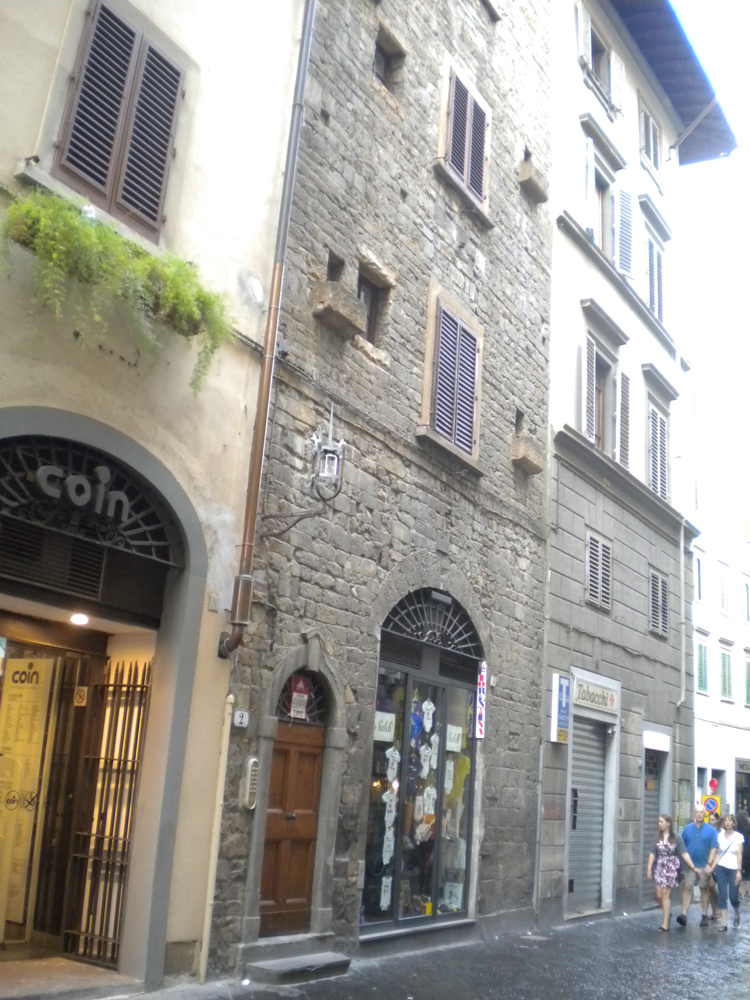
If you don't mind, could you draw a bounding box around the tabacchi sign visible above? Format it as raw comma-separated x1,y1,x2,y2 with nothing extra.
573,679,618,714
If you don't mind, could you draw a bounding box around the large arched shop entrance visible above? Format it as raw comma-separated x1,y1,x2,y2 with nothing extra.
0,411,207,986
361,588,484,930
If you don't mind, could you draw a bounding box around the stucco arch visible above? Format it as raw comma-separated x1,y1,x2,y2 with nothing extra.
0,406,207,988
237,631,347,964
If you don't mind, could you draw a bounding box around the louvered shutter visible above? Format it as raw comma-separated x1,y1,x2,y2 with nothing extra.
659,575,669,638
657,411,667,499
59,5,138,199
649,573,660,634
468,100,486,200
648,239,657,313
618,373,630,468
585,137,596,238
115,42,182,230
651,119,660,170
643,108,652,162
584,337,596,441
587,536,600,605
697,644,707,692
448,73,469,180
649,406,667,501
432,303,478,454
745,660,750,706
615,190,633,275
655,246,663,321
600,541,612,610
576,2,592,68
720,651,732,699
610,51,626,113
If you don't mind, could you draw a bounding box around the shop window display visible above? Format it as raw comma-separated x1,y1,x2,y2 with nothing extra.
361,592,480,931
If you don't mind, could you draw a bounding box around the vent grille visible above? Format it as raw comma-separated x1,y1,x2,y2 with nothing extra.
0,518,104,599
439,651,478,686
164,940,198,977
379,631,422,669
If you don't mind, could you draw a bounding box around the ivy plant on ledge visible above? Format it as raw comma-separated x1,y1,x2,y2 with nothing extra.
1,189,232,391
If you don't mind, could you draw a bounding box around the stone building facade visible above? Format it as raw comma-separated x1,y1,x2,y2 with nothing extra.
212,0,553,977
537,0,736,924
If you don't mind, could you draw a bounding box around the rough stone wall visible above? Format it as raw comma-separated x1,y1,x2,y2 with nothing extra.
210,0,552,974
538,449,695,920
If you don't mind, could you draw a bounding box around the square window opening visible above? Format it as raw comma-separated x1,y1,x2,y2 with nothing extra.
327,250,345,282
357,273,381,345
373,26,406,98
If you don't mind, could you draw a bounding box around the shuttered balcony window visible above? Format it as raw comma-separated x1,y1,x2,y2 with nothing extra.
431,302,479,455
445,72,489,205
696,643,708,693
586,534,612,611
55,2,183,240
649,571,669,639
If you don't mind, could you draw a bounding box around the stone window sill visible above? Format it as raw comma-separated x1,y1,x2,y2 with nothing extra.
433,160,494,230
696,689,709,697
415,425,484,477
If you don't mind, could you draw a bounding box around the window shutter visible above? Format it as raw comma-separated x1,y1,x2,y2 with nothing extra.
656,246,663,321
610,51,626,113
648,238,657,313
454,323,478,453
721,651,732,699
649,572,660,634
651,119,660,170
587,536,600,605
643,107,652,161
659,575,669,637
697,644,707,692
576,2,592,68
468,98,486,200
432,303,477,454
60,4,138,198
116,42,182,230
585,137,596,237
600,541,612,610
649,406,667,501
433,304,459,442
618,373,630,468
584,336,596,441
745,660,750,705
448,73,469,180
615,190,633,275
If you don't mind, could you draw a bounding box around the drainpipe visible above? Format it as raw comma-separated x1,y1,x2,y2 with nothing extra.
219,0,317,659
199,693,234,983
677,518,687,707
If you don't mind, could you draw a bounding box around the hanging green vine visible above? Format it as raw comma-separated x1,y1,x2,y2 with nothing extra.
1,188,232,391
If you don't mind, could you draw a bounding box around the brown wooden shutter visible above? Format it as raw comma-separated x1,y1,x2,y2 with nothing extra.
59,4,138,200
454,323,478,453
115,41,182,231
448,74,469,179
468,99,486,200
432,303,460,443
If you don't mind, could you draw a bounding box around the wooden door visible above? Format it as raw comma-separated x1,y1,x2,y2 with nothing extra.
259,722,325,935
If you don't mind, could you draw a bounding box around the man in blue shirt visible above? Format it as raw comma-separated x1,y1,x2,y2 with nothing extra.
677,805,718,926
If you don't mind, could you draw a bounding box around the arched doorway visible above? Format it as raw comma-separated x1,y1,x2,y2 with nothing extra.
0,421,205,982
361,589,484,931
259,670,329,936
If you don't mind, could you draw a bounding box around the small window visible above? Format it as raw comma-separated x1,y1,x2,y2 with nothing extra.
719,565,730,613
648,404,668,501
696,643,708,693
586,534,612,611
647,237,664,322
54,2,184,240
641,103,661,171
590,28,610,94
720,650,732,700
743,581,750,621
583,336,624,459
357,273,380,345
445,71,489,205
373,43,392,88
649,571,669,638
430,301,479,455
372,25,406,99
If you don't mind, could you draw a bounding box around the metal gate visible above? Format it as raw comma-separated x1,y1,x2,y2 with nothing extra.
642,749,661,903
568,718,606,915
34,659,151,967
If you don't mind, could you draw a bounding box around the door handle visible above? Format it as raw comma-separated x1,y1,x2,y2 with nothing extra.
286,812,296,821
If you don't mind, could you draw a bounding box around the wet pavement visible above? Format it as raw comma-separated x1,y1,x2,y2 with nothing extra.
106,902,750,1000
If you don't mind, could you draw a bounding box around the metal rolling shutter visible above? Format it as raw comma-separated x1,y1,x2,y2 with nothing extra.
642,750,661,903
569,718,606,914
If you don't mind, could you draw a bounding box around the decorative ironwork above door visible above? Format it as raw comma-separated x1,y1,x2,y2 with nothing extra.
0,436,182,566
382,588,482,658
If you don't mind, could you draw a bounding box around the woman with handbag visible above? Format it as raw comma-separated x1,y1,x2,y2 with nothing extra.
646,814,698,931
709,813,745,930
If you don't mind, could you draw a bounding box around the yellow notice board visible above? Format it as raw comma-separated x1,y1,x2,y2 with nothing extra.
0,659,55,926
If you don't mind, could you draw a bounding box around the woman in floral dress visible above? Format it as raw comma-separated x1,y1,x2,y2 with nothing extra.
646,814,698,931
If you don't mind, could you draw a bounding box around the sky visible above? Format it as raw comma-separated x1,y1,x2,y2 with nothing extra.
666,1,750,547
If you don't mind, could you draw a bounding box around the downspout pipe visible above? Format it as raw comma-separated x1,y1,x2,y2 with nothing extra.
219,0,317,659
677,518,687,707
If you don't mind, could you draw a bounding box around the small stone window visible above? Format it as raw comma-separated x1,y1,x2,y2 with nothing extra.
372,25,406,99
357,272,380,344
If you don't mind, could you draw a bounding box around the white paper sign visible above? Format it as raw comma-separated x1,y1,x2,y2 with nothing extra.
380,875,393,911
383,827,395,865
423,785,437,816
445,882,463,909
446,724,463,753
374,711,396,742
444,759,454,796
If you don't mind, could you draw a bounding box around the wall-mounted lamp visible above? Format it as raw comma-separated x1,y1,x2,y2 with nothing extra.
310,403,345,501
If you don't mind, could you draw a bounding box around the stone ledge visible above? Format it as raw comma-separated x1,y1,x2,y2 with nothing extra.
311,281,366,339
511,432,544,474
246,951,350,985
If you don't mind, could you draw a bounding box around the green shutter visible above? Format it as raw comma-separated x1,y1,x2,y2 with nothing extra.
720,651,732,699
697,644,707,692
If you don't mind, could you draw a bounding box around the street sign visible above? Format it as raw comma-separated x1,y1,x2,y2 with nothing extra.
550,673,570,743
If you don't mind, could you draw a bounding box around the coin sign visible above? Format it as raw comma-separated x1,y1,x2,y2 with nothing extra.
5,790,19,810
24,791,38,812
